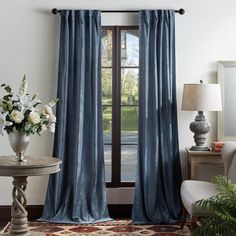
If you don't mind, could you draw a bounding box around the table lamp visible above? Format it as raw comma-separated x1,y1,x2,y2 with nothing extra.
182,80,222,151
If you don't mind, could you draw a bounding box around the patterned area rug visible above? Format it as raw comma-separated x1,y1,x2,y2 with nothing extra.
2,220,190,235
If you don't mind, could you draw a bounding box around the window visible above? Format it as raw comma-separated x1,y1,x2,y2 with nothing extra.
101,26,139,187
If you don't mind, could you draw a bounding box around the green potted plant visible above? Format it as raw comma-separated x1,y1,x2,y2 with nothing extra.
193,175,236,236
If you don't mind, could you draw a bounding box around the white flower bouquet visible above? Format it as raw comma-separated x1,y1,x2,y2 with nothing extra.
0,75,58,136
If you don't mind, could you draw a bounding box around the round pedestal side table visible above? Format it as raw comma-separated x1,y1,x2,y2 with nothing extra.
0,155,62,236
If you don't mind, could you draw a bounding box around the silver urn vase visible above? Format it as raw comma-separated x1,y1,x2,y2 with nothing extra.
8,132,31,162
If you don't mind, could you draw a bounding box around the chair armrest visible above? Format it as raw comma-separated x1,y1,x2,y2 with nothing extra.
222,142,236,176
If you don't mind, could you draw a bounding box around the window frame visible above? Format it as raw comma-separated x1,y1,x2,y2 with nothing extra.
102,25,139,188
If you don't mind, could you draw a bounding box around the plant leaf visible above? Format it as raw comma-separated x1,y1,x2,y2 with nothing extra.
4,86,12,93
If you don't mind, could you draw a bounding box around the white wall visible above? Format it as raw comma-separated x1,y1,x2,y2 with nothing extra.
0,0,236,205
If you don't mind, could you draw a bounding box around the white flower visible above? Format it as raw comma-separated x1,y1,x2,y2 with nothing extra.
48,114,56,123
28,111,41,124
48,123,55,133
0,112,12,135
43,105,53,115
18,75,28,96
41,124,47,132
1,77,58,136
15,94,41,112
10,110,24,124
39,124,47,135
47,99,59,108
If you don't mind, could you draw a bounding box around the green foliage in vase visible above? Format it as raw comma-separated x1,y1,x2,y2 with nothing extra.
193,175,236,236
0,75,58,136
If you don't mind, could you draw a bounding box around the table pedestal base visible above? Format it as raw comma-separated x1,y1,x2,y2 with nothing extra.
0,177,46,236
10,176,29,235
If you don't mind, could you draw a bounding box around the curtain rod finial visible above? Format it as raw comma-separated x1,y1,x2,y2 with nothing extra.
52,8,58,14
178,8,185,15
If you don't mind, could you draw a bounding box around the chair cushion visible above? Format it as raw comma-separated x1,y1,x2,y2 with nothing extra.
181,180,217,216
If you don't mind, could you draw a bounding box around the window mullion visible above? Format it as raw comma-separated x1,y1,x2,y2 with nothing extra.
117,26,122,186
111,26,121,186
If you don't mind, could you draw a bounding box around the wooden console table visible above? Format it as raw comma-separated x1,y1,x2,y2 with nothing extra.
0,155,61,236
186,149,223,180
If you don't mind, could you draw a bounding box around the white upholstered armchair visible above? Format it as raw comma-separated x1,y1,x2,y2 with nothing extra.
180,142,236,229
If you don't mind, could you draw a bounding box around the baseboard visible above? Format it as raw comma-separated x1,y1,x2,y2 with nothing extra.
0,204,132,224
0,205,44,224
108,204,132,218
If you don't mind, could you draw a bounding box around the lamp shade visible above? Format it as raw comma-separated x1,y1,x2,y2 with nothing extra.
182,83,222,111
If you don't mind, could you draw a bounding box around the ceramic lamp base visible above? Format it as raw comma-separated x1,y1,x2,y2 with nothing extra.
189,111,210,151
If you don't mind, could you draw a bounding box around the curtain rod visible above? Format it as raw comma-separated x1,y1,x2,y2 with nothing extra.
52,8,185,15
